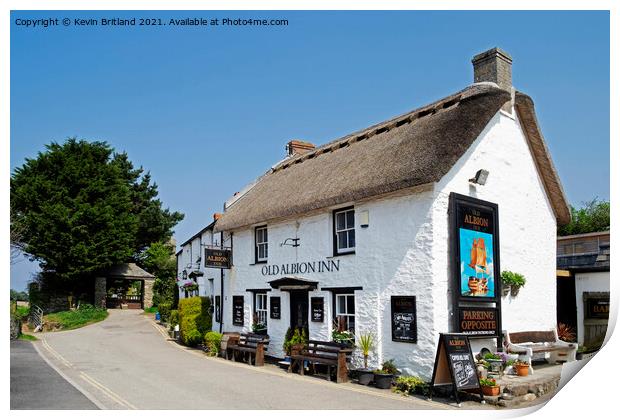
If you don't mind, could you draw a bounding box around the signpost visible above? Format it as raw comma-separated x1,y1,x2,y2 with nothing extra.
429,333,483,405
391,296,417,343
311,297,324,322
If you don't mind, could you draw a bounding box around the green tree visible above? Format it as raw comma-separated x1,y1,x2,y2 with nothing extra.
10,138,183,289
558,199,610,236
139,241,177,307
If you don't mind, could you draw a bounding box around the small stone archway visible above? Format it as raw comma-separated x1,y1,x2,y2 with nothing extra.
94,263,156,309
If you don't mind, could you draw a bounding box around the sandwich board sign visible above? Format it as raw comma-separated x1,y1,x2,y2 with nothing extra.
429,333,483,404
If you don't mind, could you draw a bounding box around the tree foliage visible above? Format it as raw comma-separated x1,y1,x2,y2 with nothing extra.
558,199,610,236
10,138,183,286
138,241,177,307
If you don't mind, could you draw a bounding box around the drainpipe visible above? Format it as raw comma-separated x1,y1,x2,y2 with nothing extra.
220,231,224,334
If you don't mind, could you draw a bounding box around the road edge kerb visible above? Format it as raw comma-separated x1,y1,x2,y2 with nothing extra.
32,340,107,410
144,315,451,409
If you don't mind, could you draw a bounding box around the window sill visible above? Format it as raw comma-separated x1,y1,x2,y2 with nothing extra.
330,251,355,258
250,261,268,266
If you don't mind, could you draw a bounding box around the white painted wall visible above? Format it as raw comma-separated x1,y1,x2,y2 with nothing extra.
575,271,610,344
208,106,560,379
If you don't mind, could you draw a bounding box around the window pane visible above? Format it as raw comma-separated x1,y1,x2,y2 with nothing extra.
346,210,354,228
338,232,347,250
337,295,346,313
348,230,355,248
263,228,268,241
336,213,345,231
347,295,355,314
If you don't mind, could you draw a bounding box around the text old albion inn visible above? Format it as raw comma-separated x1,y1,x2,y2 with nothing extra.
176,48,571,378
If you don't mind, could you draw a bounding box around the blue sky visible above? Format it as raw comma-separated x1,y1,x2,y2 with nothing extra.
10,10,609,290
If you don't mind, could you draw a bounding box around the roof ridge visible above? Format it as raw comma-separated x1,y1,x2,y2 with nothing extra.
271,84,491,173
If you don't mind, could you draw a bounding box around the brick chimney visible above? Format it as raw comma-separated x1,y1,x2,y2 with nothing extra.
472,47,513,112
213,213,222,221
286,140,315,157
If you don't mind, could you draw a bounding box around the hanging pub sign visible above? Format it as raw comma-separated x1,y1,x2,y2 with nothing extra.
204,248,232,269
232,295,244,326
429,333,482,404
585,295,610,319
270,296,281,319
311,297,324,322
457,307,499,337
391,296,417,343
450,193,501,301
214,296,221,323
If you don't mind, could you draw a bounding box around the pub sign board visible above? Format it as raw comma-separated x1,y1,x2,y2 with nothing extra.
450,193,501,301
586,296,610,319
429,333,482,403
270,296,281,319
204,248,232,269
457,307,499,337
391,296,417,343
232,295,244,326
311,297,324,322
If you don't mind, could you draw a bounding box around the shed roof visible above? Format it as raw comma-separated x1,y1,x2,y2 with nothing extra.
214,83,569,231
103,263,155,280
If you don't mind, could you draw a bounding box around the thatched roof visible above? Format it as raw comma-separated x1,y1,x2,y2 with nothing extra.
215,83,569,231
103,263,155,280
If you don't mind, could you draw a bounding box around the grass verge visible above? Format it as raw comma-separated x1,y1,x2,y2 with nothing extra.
45,305,108,330
18,333,38,341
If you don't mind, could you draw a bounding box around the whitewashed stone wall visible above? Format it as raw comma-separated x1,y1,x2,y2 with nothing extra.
575,271,610,344
207,107,559,379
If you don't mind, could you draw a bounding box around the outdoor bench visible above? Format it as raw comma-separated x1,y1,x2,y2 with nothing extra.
503,329,577,374
226,332,270,366
288,340,353,383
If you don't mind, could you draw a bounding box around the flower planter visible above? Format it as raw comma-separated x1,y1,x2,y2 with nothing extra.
515,364,529,376
373,373,393,389
482,385,500,396
356,369,374,386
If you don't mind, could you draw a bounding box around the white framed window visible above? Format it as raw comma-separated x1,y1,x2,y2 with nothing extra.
335,294,355,332
255,226,268,263
334,208,355,254
255,293,268,327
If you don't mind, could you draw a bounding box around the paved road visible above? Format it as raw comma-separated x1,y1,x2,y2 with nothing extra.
10,340,98,410
33,310,452,409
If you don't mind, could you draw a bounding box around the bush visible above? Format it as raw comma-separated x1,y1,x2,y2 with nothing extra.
394,376,429,396
169,310,179,329
178,296,212,347
204,331,223,356
158,303,171,322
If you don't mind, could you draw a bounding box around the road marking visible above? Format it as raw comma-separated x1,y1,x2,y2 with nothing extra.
147,318,448,409
79,372,138,410
41,338,73,368
32,341,107,409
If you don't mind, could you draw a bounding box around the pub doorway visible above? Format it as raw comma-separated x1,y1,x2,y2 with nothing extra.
289,290,309,331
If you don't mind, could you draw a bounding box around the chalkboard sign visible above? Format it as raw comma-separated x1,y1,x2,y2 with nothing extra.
214,296,221,323
311,297,324,322
429,333,482,404
270,296,281,319
391,296,417,343
586,296,610,319
232,295,244,326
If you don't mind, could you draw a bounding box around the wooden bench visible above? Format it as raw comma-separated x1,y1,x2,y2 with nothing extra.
226,333,270,366
288,340,353,383
504,329,577,374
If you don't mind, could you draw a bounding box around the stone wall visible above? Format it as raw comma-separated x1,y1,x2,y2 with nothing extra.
143,279,154,309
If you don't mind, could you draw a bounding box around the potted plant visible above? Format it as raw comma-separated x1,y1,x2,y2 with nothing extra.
288,328,307,356
373,359,399,389
356,333,375,385
251,313,267,335
482,352,504,376
501,271,526,297
480,378,500,396
514,360,530,376
331,320,355,347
